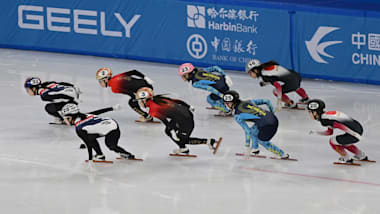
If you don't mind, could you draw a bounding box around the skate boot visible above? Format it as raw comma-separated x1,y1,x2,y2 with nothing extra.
172,147,190,154
94,154,106,161
120,152,135,160
216,110,233,117
353,151,368,161
207,138,216,150
284,100,297,109
281,153,290,159
250,148,260,155
50,117,65,125
298,97,309,104
338,156,354,163
112,104,121,111
136,115,153,122
79,144,86,149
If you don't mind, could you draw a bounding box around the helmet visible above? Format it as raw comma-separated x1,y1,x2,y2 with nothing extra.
178,63,195,76
223,90,240,105
136,87,154,100
60,103,80,116
96,67,112,80
24,77,41,89
245,59,261,72
307,99,325,113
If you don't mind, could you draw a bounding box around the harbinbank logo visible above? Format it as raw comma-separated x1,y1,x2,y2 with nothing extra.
187,5,206,29
18,5,141,38
305,26,343,64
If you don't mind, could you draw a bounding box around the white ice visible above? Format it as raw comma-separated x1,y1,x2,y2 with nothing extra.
0,49,379,214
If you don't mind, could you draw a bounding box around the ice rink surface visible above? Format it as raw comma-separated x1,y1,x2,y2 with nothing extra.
0,49,379,214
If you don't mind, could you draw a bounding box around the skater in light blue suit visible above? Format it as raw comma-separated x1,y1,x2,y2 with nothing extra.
223,90,290,158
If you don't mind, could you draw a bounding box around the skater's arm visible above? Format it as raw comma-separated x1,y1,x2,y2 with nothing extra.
125,70,145,79
251,99,274,113
234,114,258,145
87,107,114,115
57,82,74,87
312,127,334,136
203,66,226,76
193,81,223,98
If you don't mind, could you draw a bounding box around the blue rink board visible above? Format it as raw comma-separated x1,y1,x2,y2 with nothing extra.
1,0,380,84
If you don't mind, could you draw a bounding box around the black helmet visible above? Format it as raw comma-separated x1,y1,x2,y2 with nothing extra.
24,77,41,89
307,99,325,114
223,90,240,105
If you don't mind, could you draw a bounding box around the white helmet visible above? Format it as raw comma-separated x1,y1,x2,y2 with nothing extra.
136,87,154,100
96,67,112,80
60,103,79,116
245,59,261,72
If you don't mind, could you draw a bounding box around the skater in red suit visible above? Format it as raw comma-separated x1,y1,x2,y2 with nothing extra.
96,67,155,122
245,59,310,111
307,99,369,163
136,87,220,155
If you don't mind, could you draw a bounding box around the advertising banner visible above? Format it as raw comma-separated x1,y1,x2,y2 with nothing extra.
0,0,292,70
294,12,380,84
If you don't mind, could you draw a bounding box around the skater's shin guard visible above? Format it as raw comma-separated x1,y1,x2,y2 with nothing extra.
250,137,259,150
207,96,229,112
258,140,284,157
296,88,308,99
281,94,291,103
272,89,280,98
344,144,361,156
329,138,347,156
249,126,259,149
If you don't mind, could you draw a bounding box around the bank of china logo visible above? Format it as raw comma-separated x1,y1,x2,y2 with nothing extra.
187,34,208,59
305,26,343,64
187,5,206,29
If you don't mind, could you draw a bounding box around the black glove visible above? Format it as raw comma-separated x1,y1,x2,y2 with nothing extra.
259,81,268,87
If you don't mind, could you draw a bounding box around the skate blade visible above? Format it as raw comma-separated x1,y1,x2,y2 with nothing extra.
282,106,305,110
214,114,233,117
333,162,361,166
270,157,298,161
357,159,376,163
213,137,223,155
206,107,218,110
116,157,144,161
135,120,160,124
85,160,113,164
169,153,197,158
235,153,266,158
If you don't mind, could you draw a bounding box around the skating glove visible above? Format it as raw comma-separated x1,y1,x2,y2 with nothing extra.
112,104,121,111
259,81,269,87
